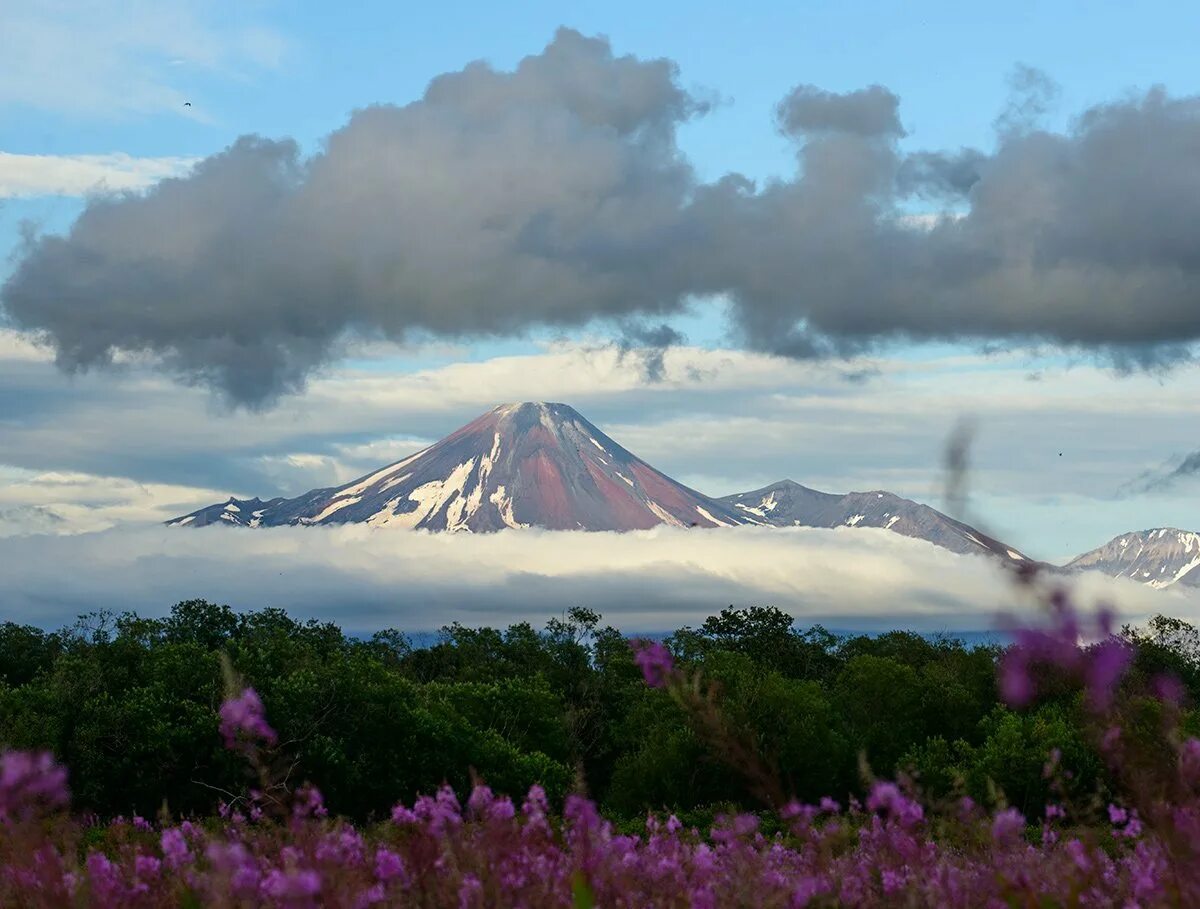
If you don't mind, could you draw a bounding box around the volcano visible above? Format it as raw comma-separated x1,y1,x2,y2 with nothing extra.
168,402,1034,565
168,402,747,532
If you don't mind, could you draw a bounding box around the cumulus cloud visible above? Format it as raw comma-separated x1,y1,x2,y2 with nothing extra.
614,322,687,382
0,153,200,199
1,523,1193,633
0,468,229,536
7,33,1200,404
776,84,904,138
693,79,1200,363
2,29,706,405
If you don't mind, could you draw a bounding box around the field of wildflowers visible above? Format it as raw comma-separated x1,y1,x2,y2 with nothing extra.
3,578,1200,906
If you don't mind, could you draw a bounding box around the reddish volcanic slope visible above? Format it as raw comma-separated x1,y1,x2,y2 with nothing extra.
170,403,749,532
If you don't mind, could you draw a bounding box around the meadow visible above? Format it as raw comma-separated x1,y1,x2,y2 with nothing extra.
2,574,1199,905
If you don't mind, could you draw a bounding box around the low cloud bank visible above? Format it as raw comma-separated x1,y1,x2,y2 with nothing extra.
1,524,1193,634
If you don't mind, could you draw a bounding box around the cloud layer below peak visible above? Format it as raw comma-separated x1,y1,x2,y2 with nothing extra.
1,523,1193,633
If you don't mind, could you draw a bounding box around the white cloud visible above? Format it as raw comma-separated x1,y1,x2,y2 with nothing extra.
0,152,200,199
1,523,1193,633
1,0,286,117
0,330,51,362
0,469,228,536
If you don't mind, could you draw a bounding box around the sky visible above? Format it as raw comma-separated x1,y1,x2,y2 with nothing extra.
3,1,1200,629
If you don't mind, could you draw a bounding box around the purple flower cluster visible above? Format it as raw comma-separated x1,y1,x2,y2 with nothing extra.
3,773,1200,907
219,687,278,750
631,639,674,688
0,750,68,821
999,594,1134,711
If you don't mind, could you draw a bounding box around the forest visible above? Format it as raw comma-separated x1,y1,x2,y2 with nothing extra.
1,599,1195,824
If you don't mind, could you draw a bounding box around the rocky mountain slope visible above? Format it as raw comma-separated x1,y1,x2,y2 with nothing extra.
169,403,746,532
1066,529,1200,589
720,480,1032,562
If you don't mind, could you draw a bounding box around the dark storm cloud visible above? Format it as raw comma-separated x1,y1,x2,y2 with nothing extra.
690,79,1200,361
7,35,1200,405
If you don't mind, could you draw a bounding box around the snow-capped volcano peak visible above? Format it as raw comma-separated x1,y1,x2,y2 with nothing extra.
167,402,1033,564
169,402,746,532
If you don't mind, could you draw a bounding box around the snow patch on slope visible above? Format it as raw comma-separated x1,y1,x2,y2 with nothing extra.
306,495,362,524
646,501,684,527
339,453,423,498
379,472,413,492
488,485,527,529
369,459,477,529
696,505,734,528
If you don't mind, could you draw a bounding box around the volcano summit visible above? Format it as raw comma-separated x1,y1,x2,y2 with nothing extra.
170,403,745,532
169,402,1037,565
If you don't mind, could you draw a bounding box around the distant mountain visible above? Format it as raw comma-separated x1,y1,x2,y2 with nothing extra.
1066,528,1200,589
169,402,1038,567
719,479,1032,563
168,403,746,532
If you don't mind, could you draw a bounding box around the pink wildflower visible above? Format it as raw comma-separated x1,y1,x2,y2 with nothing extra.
374,848,407,884
160,827,192,869
991,808,1025,846
262,867,321,900
219,687,277,749
631,639,674,687
0,750,69,820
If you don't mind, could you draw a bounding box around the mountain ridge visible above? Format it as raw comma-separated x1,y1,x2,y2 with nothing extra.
170,403,746,533
1065,528,1200,590
718,479,1033,562
168,401,1038,567
169,403,1200,591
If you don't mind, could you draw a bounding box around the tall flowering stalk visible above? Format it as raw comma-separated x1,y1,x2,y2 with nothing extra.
217,653,298,821
219,687,278,751
994,576,1200,902
630,638,787,808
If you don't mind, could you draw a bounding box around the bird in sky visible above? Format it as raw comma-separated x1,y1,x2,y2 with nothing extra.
183,102,191,107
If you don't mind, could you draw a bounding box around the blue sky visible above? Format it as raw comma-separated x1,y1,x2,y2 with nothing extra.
2,0,1200,624
9,2,1200,167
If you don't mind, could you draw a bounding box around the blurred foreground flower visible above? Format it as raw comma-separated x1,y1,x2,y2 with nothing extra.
631,639,674,687
0,750,68,821
219,687,278,750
